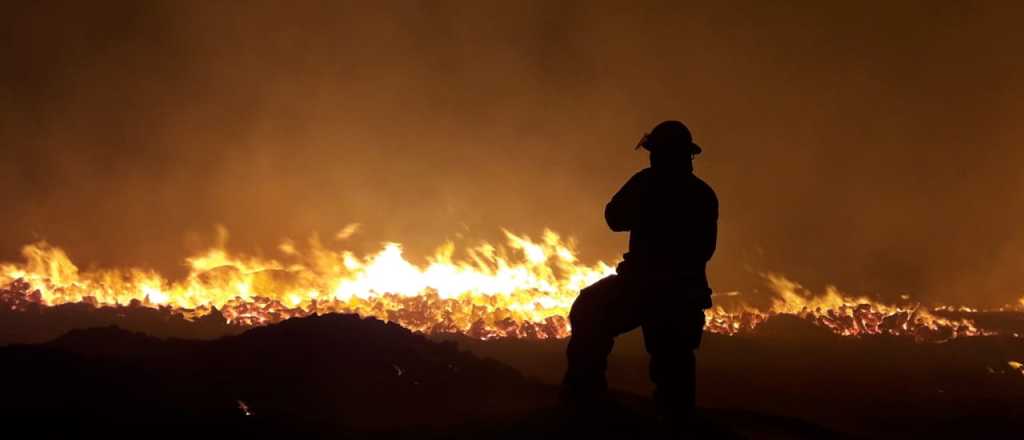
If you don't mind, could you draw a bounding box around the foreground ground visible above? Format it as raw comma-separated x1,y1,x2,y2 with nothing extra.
442,315,1024,438
1,310,1022,438
1,314,841,439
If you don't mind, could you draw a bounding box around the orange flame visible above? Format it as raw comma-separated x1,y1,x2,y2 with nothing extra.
0,228,1002,340
1010,361,1024,376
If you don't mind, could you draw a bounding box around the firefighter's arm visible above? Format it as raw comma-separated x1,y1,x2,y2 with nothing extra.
605,169,651,232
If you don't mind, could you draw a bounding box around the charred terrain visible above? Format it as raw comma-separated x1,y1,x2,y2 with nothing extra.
2,301,1023,438
3,313,559,438
4,312,787,439
445,316,1024,438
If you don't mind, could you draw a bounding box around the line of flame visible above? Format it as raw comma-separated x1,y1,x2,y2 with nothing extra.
0,228,1011,340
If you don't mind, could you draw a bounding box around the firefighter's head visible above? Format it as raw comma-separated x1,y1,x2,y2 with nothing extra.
636,120,701,170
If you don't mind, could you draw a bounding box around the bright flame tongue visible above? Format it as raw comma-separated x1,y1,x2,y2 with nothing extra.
1,229,613,338
0,228,1005,340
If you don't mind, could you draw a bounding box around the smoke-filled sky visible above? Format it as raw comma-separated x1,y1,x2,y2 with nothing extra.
2,1,1023,306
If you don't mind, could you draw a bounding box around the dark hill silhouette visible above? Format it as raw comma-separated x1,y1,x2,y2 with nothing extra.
2,314,550,436
5,305,1020,437
0,280,245,344
0,313,754,438
0,312,851,438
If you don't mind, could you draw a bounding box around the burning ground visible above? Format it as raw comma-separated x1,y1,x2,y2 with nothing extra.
2,230,1023,437
1,229,1018,342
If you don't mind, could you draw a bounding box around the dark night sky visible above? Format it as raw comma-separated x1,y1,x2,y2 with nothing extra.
2,1,1022,307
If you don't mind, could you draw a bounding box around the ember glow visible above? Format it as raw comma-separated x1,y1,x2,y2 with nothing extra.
0,228,1008,340
1010,361,1024,376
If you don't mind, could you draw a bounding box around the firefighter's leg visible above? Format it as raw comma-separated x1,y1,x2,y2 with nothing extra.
642,306,706,417
562,275,643,400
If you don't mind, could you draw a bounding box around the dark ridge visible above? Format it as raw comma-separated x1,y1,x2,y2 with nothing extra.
0,312,849,438
0,312,553,434
0,281,246,345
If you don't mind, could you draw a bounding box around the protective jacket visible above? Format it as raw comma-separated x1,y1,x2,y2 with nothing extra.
604,167,718,304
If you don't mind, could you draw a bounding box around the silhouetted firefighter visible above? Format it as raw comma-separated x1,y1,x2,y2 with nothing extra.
562,120,718,420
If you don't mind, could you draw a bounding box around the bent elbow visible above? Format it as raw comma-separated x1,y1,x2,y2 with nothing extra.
604,204,631,232
608,222,630,232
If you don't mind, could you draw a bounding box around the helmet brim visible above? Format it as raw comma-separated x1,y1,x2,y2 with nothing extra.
640,142,701,155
